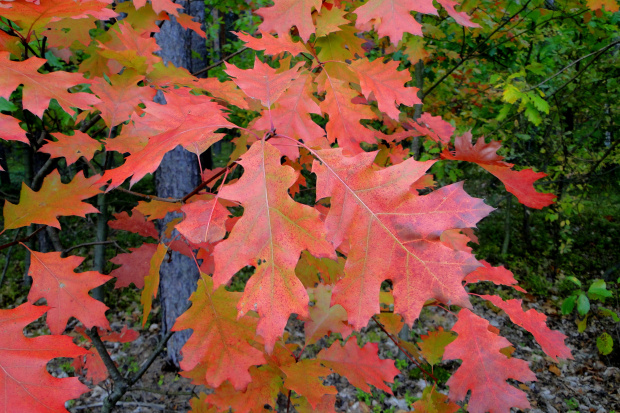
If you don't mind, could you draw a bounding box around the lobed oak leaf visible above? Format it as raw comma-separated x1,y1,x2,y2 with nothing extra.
44,16,97,49
281,359,337,408
443,309,536,413
405,112,455,144
315,25,366,62
91,70,156,129
354,0,438,42
141,243,167,326
134,199,182,220
99,91,233,189
235,31,308,57
110,243,159,289
315,6,350,37
176,13,206,38
350,58,420,120
97,22,160,74
3,170,100,230
442,132,555,208
317,68,377,154
0,113,28,144
0,0,116,36
40,131,102,165
418,327,456,366
254,72,328,149
0,303,89,412
174,274,266,390
205,365,283,413
293,394,337,413
317,337,400,393
225,57,302,109
440,228,473,253
213,140,335,352
313,150,490,329
256,0,322,42
295,251,345,287
305,284,352,344
374,313,404,336
133,0,182,15
464,260,526,292
0,51,99,117
25,248,111,334
109,210,159,239
412,386,460,413
481,295,573,361
176,198,230,245
436,0,479,27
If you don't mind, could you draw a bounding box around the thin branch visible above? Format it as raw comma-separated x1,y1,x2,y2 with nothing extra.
526,40,620,91
79,114,102,133
86,328,124,383
371,316,437,382
114,187,181,203
191,47,249,77
128,386,194,396
72,401,166,411
0,226,45,252
61,241,115,257
31,157,56,190
128,330,175,385
181,163,236,203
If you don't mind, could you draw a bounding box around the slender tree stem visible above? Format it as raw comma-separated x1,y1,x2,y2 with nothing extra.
191,47,249,77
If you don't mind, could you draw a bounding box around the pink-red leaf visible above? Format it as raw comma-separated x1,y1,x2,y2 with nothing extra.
256,0,322,42
110,243,159,289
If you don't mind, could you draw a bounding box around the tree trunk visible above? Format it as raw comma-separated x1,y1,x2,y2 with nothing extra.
154,1,207,367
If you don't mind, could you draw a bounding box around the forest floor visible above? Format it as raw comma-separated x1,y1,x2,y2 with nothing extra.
62,292,620,413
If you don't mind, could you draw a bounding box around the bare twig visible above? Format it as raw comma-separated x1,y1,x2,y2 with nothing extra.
128,386,194,396
61,241,115,257
191,47,249,77
71,401,165,411
0,226,45,252
181,163,235,203
128,330,175,385
114,187,181,203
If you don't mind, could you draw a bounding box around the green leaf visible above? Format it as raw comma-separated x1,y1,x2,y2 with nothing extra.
524,102,542,125
577,315,588,333
561,295,576,315
529,93,549,114
502,84,522,104
576,293,590,317
0,97,17,112
587,279,612,302
565,276,581,288
599,307,619,322
596,332,613,356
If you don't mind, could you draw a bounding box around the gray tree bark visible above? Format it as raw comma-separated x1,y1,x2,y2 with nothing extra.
154,0,207,367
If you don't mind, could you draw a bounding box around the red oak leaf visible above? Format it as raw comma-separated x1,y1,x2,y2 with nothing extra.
374,313,404,336
235,31,308,56
99,91,233,189
97,22,161,73
134,199,182,220
176,198,229,245
109,210,159,239
305,284,352,344
0,303,89,412
3,170,100,230
436,0,479,27
256,0,322,42
174,274,266,390
281,359,337,408
350,58,420,120
440,229,473,253
91,71,156,128
133,0,182,15
0,0,116,35
317,67,377,154
0,113,28,144
464,260,526,292
443,309,537,413
315,5,350,37
176,13,207,38
110,243,158,289
0,52,99,117
481,295,573,361
213,140,335,352
225,57,302,108
205,366,283,413
40,131,101,165
317,337,400,393
313,150,491,329
442,132,555,208
254,72,328,149
26,248,111,334
354,0,438,42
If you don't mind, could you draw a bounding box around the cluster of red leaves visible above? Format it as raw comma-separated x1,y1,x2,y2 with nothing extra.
0,0,573,412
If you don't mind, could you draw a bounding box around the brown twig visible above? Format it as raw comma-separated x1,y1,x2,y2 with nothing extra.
0,226,45,252
114,187,181,203
371,316,437,382
191,47,249,77
61,241,115,257
181,163,236,203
